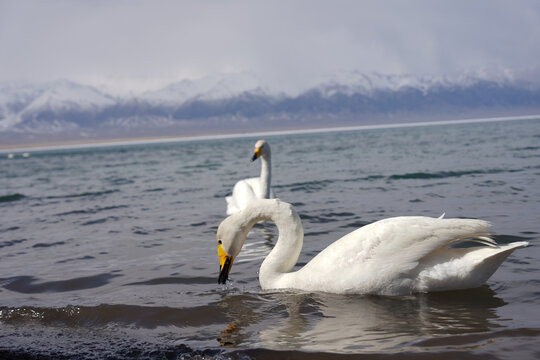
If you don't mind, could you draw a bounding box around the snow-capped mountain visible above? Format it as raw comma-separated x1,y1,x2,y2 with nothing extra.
23,80,116,112
0,80,116,131
1,72,539,142
139,72,269,105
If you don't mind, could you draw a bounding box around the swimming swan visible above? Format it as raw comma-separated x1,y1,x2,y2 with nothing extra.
217,199,528,295
226,140,274,215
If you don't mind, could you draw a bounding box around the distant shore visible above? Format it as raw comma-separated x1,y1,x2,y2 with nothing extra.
1,114,538,154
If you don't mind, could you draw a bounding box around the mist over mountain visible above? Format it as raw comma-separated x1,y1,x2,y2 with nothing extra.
1,72,540,145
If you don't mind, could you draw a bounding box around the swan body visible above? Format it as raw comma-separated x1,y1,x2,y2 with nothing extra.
217,199,528,295
226,140,275,215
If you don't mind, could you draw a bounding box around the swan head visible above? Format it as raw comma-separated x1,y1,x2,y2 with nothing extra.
252,139,270,161
216,213,250,284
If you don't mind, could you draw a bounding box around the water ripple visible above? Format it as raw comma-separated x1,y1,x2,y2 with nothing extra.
389,168,521,180
81,216,119,226
0,226,21,233
126,276,216,286
1,273,122,293
0,193,25,203
276,179,334,192
0,238,27,249
56,205,128,217
32,241,66,248
0,303,227,328
45,190,119,199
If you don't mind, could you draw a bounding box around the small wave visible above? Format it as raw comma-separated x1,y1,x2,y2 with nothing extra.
389,170,474,180
0,226,20,233
320,212,355,218
132,226,149,235
389,168,521,180
512,146,540,151
0,238,27,249
299,213,339,223
343,175,385,182
304,231,331,237
0,303,226,328
81,216,119,226
126,276,216,286
103,160,160,168
414,328,540,348
105,176,134,186
56,205,128,217
1,273,122,294
144,187,165,192
32,241,66,248
139,241,164,248
56,255,95,264
0,344,226,360
46,190,119,200
300,211,356,224
175,187,206,194
131,226,173,237
182,162,222,170
277,179,333,193
0,193,25,203
340,220,370,229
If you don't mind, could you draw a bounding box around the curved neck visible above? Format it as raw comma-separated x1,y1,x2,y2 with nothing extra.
259,154,271,198
237,200,303,288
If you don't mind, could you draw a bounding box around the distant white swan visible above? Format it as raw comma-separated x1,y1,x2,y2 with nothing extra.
217,199,528,295
226,140,275,215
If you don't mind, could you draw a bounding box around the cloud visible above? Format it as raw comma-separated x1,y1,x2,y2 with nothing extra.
1,0,539,94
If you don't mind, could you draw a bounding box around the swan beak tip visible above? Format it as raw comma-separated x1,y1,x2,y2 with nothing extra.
251,148,261,162
218,244,234,284
218,256,233,284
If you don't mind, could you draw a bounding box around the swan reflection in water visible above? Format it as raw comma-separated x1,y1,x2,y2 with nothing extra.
217,286,505,352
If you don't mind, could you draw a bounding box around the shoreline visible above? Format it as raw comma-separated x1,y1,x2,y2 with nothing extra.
1,114,538,154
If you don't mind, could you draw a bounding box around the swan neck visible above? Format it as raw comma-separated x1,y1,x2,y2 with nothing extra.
259,154,271,198
253,201,303,288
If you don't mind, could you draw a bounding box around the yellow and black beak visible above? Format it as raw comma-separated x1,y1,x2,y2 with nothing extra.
218,243,234,284
251,147,261,162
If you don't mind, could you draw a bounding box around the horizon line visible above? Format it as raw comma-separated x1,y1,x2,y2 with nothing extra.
1,114,539,154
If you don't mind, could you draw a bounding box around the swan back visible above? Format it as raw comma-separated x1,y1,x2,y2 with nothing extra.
292,216,492,294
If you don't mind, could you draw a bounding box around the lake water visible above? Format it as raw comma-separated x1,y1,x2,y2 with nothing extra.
1,118,539,359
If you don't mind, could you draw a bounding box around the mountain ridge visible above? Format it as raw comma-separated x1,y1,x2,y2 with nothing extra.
1,72,539,144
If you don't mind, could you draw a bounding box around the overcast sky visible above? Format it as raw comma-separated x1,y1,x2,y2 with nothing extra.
1,0,539,94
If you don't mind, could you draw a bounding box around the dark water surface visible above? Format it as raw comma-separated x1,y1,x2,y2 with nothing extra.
1,118,539,359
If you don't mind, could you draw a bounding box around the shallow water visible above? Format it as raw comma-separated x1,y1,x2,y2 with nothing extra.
0,118,539,359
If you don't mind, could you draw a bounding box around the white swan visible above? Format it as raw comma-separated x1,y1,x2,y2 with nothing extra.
217,199,528,295
226,140,275,215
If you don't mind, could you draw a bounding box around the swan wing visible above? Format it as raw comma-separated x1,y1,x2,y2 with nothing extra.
226,178,258,215
294,216,495,294
246,178,276,199
226,178,276,215
415,241,528,292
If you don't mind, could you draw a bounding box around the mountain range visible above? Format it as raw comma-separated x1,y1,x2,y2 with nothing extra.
1,72,540,145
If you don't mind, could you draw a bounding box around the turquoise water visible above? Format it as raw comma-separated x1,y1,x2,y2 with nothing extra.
1,118,539,359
